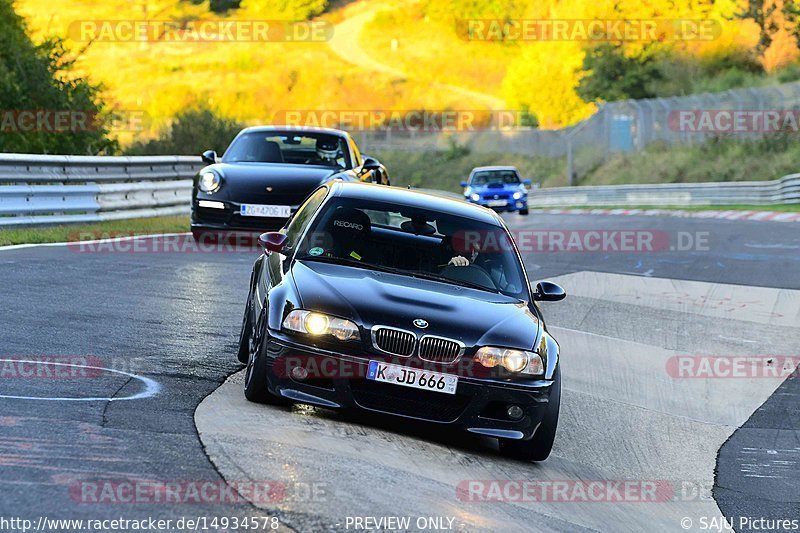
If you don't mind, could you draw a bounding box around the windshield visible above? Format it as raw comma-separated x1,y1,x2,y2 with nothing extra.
295,197,528,300
471,169,520,186
223,131,352,169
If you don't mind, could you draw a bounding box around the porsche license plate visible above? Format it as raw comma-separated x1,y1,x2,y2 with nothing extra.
240,204,291,218
366,361,458,395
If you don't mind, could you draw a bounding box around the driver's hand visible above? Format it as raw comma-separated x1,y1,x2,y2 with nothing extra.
448,256,469,267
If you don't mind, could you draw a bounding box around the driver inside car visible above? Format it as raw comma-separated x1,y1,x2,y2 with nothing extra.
434,218,477,269
400,215,473,270
306,138,344,167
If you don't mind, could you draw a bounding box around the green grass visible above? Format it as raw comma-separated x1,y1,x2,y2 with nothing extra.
581,136,800,186
373,149,566,192
0,216,189,246
376,133,800,192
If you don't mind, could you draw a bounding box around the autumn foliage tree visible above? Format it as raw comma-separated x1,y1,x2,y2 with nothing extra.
0,0,116,154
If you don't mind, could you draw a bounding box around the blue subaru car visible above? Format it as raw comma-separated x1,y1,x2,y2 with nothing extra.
461,166,531,215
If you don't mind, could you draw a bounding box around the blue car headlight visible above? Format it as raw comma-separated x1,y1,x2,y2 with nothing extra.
513,191,525,200
470,193,481,202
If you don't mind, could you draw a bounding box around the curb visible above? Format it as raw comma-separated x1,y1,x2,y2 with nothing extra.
531,208,800,223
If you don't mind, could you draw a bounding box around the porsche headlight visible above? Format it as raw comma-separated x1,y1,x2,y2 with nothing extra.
198,171,221,193
474,345,544,375
282,310,359,341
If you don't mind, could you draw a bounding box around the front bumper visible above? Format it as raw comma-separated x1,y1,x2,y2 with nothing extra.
261,332,555,440
191,200,297,234
466,197,528,213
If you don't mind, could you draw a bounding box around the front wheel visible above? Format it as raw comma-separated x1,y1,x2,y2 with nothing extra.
499,366,560,461
244,305,290,405
236,292,253,364
520,207,529,216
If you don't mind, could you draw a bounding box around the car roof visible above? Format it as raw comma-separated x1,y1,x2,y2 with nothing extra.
470,165,519,173
238,125,350,138
328,182,503,226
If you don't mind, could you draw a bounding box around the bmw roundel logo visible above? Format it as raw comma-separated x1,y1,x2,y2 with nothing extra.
413,319,429,329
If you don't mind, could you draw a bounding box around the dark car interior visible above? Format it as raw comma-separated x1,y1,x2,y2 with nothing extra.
471,170,521,186
299,201,526,299
223,131,352,169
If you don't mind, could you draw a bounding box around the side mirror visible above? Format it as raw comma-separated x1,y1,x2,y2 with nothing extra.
460,181,468,188
201,150,218,165
523,179,532,186
258,232,288,254
359,156,382,175
532,281,566,302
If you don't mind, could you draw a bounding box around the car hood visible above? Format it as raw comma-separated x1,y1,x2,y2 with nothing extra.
204,163,342,204
473,183,522,192
290,260,540,350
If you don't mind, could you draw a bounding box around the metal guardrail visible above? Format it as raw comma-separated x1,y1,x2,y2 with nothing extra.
0,152,796,227
527,174,800,207
0,154,201,227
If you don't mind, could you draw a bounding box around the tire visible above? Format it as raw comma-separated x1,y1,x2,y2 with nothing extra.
236,292,253,364
243,305,290,405
499,366,560,461
520,207,529,216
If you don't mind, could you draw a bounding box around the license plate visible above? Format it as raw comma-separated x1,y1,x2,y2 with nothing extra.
240,204,291,218
366,360,458,395
487,199,508,207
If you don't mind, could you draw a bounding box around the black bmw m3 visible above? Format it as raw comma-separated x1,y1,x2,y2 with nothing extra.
238,181,566,461
191,126,389,238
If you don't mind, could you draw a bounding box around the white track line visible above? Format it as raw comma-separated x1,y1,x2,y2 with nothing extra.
0,232,191,252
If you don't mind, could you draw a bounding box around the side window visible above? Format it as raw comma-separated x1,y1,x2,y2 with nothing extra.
284,187,328,248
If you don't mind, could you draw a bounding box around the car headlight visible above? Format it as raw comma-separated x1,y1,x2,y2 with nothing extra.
474,346,544,375
198,171,221,193
470,193,481,202
513,191,524,200
282,310,359,341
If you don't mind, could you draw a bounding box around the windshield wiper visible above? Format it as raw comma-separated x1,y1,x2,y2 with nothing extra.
407,270,501,294
298,254,405,276
298,255,501,294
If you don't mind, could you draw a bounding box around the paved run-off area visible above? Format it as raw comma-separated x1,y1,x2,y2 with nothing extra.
196,270,800,532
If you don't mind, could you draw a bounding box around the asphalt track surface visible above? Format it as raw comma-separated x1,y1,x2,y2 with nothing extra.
1,212,798,532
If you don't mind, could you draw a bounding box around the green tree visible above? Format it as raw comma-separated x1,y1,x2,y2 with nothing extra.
576,44,661,103
0,0,116,154
125,108,244,155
